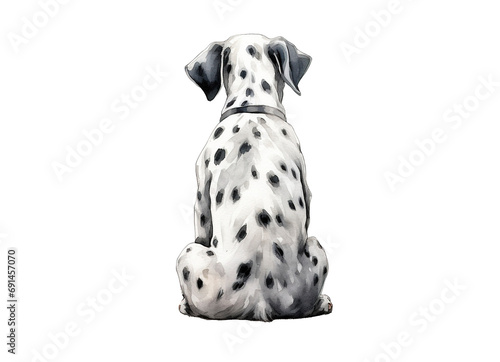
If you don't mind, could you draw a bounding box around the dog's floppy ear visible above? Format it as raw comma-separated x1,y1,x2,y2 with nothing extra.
185,42,224,101
267,37,312,95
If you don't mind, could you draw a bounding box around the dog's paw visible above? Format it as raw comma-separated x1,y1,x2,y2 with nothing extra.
179,298,191,316
314,294,332,316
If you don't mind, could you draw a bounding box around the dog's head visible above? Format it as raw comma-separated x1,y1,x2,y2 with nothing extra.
185,34,311,101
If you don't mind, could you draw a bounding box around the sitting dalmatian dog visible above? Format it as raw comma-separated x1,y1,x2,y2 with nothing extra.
176,34,331,321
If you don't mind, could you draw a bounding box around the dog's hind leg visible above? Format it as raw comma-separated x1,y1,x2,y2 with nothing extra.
298,236,332,317
176,242,225,318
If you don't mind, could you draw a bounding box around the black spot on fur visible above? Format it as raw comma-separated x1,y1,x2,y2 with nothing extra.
241,100,248,106
251,166,259,179
213,237,218,248
312,256,318,266
262,80,271,92
207,250,214,256
232,260,253,291
200,214,206,226
291,169,297,179
282,129,287,136
231,187,240,202
240,70,247,79
197,191,202,200
323,266,328,275
214,148,226,165
197,278,203,289
233,125,240,133
246,88,254,97
252,127,261,139
182,267,190,281
275,215,283,226
247,45,256,56
257,117,266,124
236,225,247,241
186,248,191,253
232,281,245,290
257,210,271,227
214,127,224,139
288,200,296,210
205,159,210,167
268,173,280,186
239,142,252,156
280,163,287,172
273,242,285,262
217,289,224,300
216,190,224,204
237,261,253,280
299,197,304,208
266,273,274,289
226,98,236,107
313,274,319,286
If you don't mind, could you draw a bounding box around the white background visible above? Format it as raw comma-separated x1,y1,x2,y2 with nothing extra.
1,0,499,361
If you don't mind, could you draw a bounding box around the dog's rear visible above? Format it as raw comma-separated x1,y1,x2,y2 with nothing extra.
176,34,331,321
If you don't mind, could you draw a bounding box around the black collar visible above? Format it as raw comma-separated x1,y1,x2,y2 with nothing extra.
220,105,287,122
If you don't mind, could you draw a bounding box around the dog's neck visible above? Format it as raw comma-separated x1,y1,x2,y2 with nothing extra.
221,60,286,117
